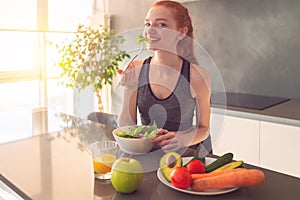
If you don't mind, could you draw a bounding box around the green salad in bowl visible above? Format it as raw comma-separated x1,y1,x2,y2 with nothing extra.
116,122,158,139
112,122,158,154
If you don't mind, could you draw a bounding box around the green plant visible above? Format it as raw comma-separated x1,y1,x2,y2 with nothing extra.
136,33,150,46
52,24,130,92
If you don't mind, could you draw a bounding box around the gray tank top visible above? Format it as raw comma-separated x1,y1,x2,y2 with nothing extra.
137,57,196,131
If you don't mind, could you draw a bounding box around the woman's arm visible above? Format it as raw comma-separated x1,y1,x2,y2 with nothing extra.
184,64,211,146
118,60,143,127
118,87,138,126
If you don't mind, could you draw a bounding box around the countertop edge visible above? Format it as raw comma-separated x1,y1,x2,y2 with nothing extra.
211,100,300,128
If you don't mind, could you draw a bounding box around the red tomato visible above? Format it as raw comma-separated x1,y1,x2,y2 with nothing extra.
186,159,206,174
170,167,192,189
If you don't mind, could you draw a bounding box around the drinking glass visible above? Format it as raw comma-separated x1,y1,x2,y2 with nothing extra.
89,141,119,180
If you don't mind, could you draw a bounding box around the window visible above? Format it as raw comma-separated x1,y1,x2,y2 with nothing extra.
0,0,37,30
48,0,92,31
0,0,94,143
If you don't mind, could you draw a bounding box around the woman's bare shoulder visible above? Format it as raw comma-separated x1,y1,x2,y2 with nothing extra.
190,64,211,83
190,64,212,94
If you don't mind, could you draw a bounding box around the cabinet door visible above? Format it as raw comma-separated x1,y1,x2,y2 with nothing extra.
210,114,260,166
260,121,300,177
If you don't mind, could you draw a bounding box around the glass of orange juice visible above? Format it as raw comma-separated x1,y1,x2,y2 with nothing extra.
89,141,119,180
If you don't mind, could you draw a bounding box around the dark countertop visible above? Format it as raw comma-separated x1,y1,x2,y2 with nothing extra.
1,111,300,199
2,134,300,200
96,164,300,200
212,98,300,127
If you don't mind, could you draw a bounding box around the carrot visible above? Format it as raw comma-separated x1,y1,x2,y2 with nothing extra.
191,169,265,191
191,168,246,181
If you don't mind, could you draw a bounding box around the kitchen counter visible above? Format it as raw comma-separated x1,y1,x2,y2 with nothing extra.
95,163,300,200
1,110,300,200
212,98,300,127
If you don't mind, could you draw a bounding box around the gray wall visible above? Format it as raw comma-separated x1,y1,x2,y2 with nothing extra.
109,0,300,100
183,0,300,99
109,0,155,32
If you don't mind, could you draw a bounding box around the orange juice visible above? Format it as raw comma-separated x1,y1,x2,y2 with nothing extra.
93,153,116,173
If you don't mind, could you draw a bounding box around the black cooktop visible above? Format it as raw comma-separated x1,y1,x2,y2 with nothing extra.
211,92,290,110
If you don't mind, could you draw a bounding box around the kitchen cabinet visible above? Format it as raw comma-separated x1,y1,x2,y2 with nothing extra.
260,121,300,177
210,114,260,166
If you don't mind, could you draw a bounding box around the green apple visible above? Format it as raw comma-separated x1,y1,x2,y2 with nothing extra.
111,157,143,193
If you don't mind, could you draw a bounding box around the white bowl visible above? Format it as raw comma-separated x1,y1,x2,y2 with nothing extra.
112,126,155,155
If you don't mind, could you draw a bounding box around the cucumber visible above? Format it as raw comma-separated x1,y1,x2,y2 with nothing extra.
212,160,244,172
206,152,234,172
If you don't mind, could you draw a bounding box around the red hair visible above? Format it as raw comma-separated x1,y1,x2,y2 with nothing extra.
151,0,197,64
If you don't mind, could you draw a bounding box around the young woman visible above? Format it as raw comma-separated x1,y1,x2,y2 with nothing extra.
118,0,211,155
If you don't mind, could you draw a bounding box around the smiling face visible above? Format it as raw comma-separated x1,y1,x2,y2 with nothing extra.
144,6,186,53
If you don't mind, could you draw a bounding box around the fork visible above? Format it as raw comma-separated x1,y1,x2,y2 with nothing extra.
117,47,145,87
122,47,145,73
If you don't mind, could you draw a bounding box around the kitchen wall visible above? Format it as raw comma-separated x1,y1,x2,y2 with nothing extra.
108,0,154,32
183,0,300,100
109,0,300,100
